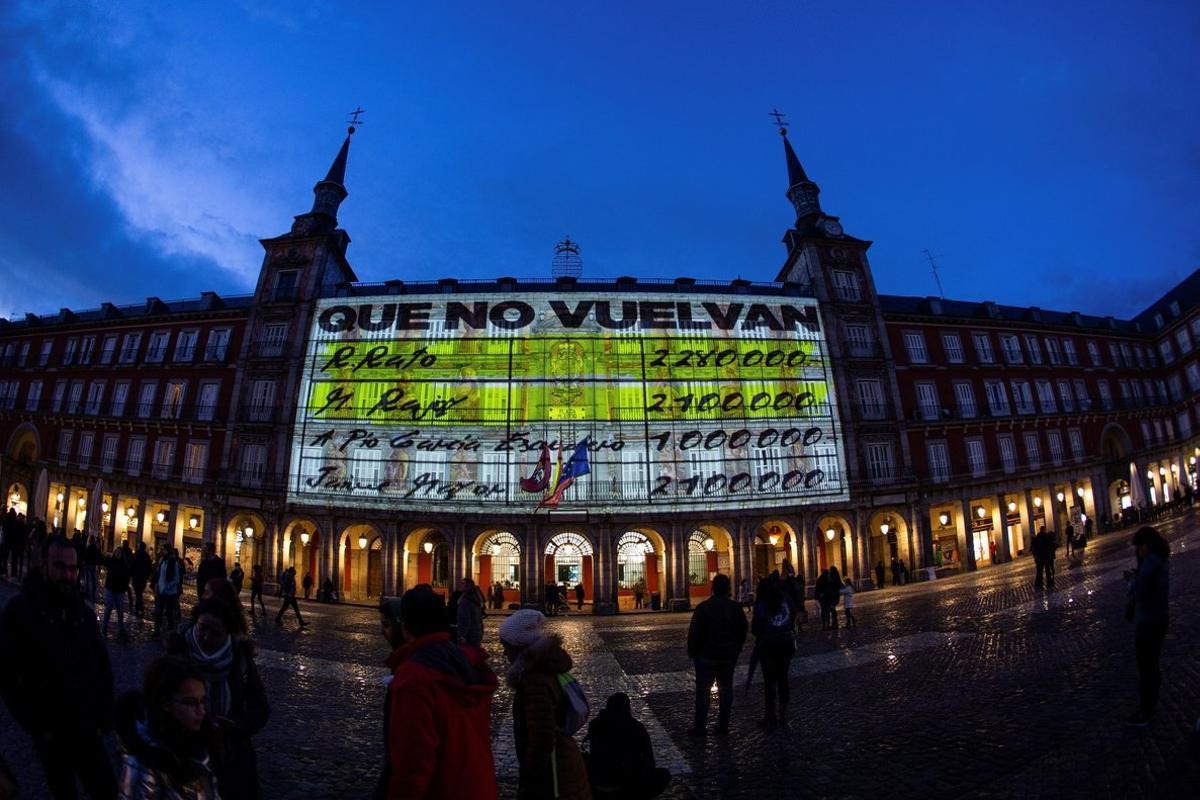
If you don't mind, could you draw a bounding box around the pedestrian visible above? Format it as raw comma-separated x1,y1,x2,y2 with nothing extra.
584,692,671,800
841,578,857,627
456,577,485,647
575,582,585,611
783,574,806,633
0,507,14,577
875,560,885,589
499,609,591,800
634,582,645,610
375,589,498,799
167,598,269,797
823,566,844,630
1084,517,1094,542
229,561,245,594
0,535,117,799
82,533,102,604
1045,529,1058,589
302,572,314,600
751,577,796,729
130,541,153,617
194,543,226,598
898,560,909,585
201,578,250,638
154,547,183,635
1064,523,1075,558
115,656,220,799
890,557,901,588
1032,525,1049,589
103,546,132,636
780,557,796,579
250,564,267,615
686,574,748,736
275,566,306,627
492,582,504,610
4,509,29,578
1124,526,1170,727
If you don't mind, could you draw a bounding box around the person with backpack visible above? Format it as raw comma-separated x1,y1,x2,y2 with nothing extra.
275,567,306,628
822,566,844,631
751,577,796,729
686,574,748,737
154,548,183,636
499,609,591,800
840,578,857,627
102,546,132,636
374,589,498,798
584,692,671,800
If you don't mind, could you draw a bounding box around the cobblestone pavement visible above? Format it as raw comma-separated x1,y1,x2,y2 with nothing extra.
2,510,1199,799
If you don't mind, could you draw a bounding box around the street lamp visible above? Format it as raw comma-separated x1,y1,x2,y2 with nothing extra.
975,506,987,519
126,505,136,518
880,522,890,536
1033,496,1042,507
56,492,64,505
300,531,310,546
1007,500,1017,513
358,535,368,549
101,501,109,513
1076,486,1085,497
243,525,254,539
938,512,950,527
189,516,199,530
703,537,715,552
423,541,434,554
824,527,836,542
156,510,166,524
1159,466,1166,476
77,496,86,509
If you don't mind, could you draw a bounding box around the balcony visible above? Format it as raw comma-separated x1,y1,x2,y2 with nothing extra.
250,339,289,359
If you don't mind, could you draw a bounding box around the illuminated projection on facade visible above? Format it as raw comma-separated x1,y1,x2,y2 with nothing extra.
288,292,848,513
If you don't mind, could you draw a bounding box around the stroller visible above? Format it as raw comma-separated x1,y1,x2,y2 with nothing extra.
544,584,570,616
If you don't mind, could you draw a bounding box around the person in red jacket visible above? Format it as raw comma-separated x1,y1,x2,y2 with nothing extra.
375,587,499,800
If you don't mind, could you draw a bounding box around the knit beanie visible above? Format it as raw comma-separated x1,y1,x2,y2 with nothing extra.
498,609,545,647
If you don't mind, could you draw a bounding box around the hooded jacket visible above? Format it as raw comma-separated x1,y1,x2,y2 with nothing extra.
381,632,498,799
115,692,220,800
506,634,591,800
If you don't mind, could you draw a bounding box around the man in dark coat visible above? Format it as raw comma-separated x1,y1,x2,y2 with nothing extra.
875,560,886,589
585,692,671,799
129,541,153,617
574,582,585,611
1032,526,1052,590
0,535,117,799
686,574,748,736
194,542,226,598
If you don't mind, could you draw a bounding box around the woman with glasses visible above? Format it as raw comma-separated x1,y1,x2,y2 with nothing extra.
115,655,220,799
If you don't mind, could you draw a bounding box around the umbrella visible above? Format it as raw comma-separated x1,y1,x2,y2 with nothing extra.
32,468,48,523
1129,462,1148,509
86,477,105,537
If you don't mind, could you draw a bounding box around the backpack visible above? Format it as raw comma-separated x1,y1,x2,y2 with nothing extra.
557,672,590,735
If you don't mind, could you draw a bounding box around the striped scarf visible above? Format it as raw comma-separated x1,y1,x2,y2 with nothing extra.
186,625,234,719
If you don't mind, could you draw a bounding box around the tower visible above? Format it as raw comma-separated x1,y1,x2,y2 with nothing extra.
551,237,583,279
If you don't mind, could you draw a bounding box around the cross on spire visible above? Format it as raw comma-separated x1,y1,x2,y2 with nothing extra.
347,106,366,133
769,108,788,135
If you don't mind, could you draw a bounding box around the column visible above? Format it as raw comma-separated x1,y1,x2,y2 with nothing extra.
670,523,688,607
594,524,617,613
524,523,541,608
325,525,339,588
958,497,976,571
913,502,934,570
736,521,754,587
382,526,396,596
1049,486,1067,539
994,493,1011,564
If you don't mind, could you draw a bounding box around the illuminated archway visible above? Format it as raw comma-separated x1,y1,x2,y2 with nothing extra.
544,532,594,606
616,528,667,610
474,530,522,607
224,513,267,570
755,520,798,580
339,522,385,599
6,482,28,517
813,514,853,577
283,517,323,587
687,524,733,599
866,509,910,581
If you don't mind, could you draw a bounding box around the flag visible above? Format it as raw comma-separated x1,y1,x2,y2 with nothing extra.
538,439,591,509
520,444,552,493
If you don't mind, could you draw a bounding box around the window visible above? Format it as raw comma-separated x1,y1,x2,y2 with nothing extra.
1169,374,1184,402
1122,343,1135,367
77,433,94,469
0,380,15,409
953,381,977,418
152,439,176,480
1024,335,1043,364
972,332,995,364
1177,410,1193,439
926,441,950,483
51,380,66,412
67,381,84,414
85,381,105,415
204,329,231,361
273,270,299,302
1045,430,1063,465
1176,327,1192,355
196,382,220,421
0,344,12,368
1035,380,1056,413
145,331,170,363
1109,342,1122,367
261,323,287,357
137,382,157,418
249,380,276,421
941,333,964,363
1045,337,1062,365
1131,381,1143,405
57,430,74,464
1118,380,1132,407
984,380,1009,416
1155,379,1167,405
1056,380,1074,412
1097,380,1112,410
865,443,894,482
1158,339,1174,364
1073,379,1090,410
1011,380,1034,414
1000,334,1022,364
856,379,885,419
915,382,940,420
1068,429,1084,461
25,380,42,411
174,330,198,362
1186,363,1200,393
17,342,29,367
1087,340,1102,367
183,442,209,483
119,332,142,364
966,438,987,478
100,335,117,364
998,436,1017,474
845,324,873,356
903,331,929,364
127,438,146,476
1062,339,1078,365
111,381,130,416
832,270,861,301
161,381,186,419
1023,432,1041,469
101,435,118,473
239,444,267,486
62,338,78,366
39,340,53,366
1153,419,1164,442
78,336,95,365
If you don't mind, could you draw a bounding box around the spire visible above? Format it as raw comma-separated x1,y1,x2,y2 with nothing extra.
782,131,809,186
322,132,351,185
778,125,821,224
310,126,354,222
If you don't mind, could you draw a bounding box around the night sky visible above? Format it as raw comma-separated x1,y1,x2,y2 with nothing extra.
1,1,1197,320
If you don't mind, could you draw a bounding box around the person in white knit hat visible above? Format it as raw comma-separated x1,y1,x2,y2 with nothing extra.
499,610,591,799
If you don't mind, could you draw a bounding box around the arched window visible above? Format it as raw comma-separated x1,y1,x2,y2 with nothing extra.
617,531,654,589
687,530,712,586
546,532,591,586
482,531,521,588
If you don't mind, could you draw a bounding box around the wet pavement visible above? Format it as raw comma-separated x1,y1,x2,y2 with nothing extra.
2,509,1198,798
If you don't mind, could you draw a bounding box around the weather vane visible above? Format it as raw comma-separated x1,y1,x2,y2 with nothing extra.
769,108,788,135
347,106,366,134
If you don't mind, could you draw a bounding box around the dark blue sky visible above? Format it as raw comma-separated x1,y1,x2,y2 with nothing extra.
2,1,1197,320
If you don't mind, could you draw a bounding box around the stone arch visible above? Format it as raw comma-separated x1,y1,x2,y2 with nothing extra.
813,513,854,577
472,529,523,607
282,516,323,586
755,519,799,580
865,509,910,581
6,481,29,517
686,523,734,599
224,511,268,571
401,526,451,594
1109,478,1132,516
339,522,385,600
1100,422,1134,463
544,531,595,607
615,527,668,610
5,423,40,465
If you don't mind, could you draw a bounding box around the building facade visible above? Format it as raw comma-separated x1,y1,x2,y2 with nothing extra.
2,128,1197,608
